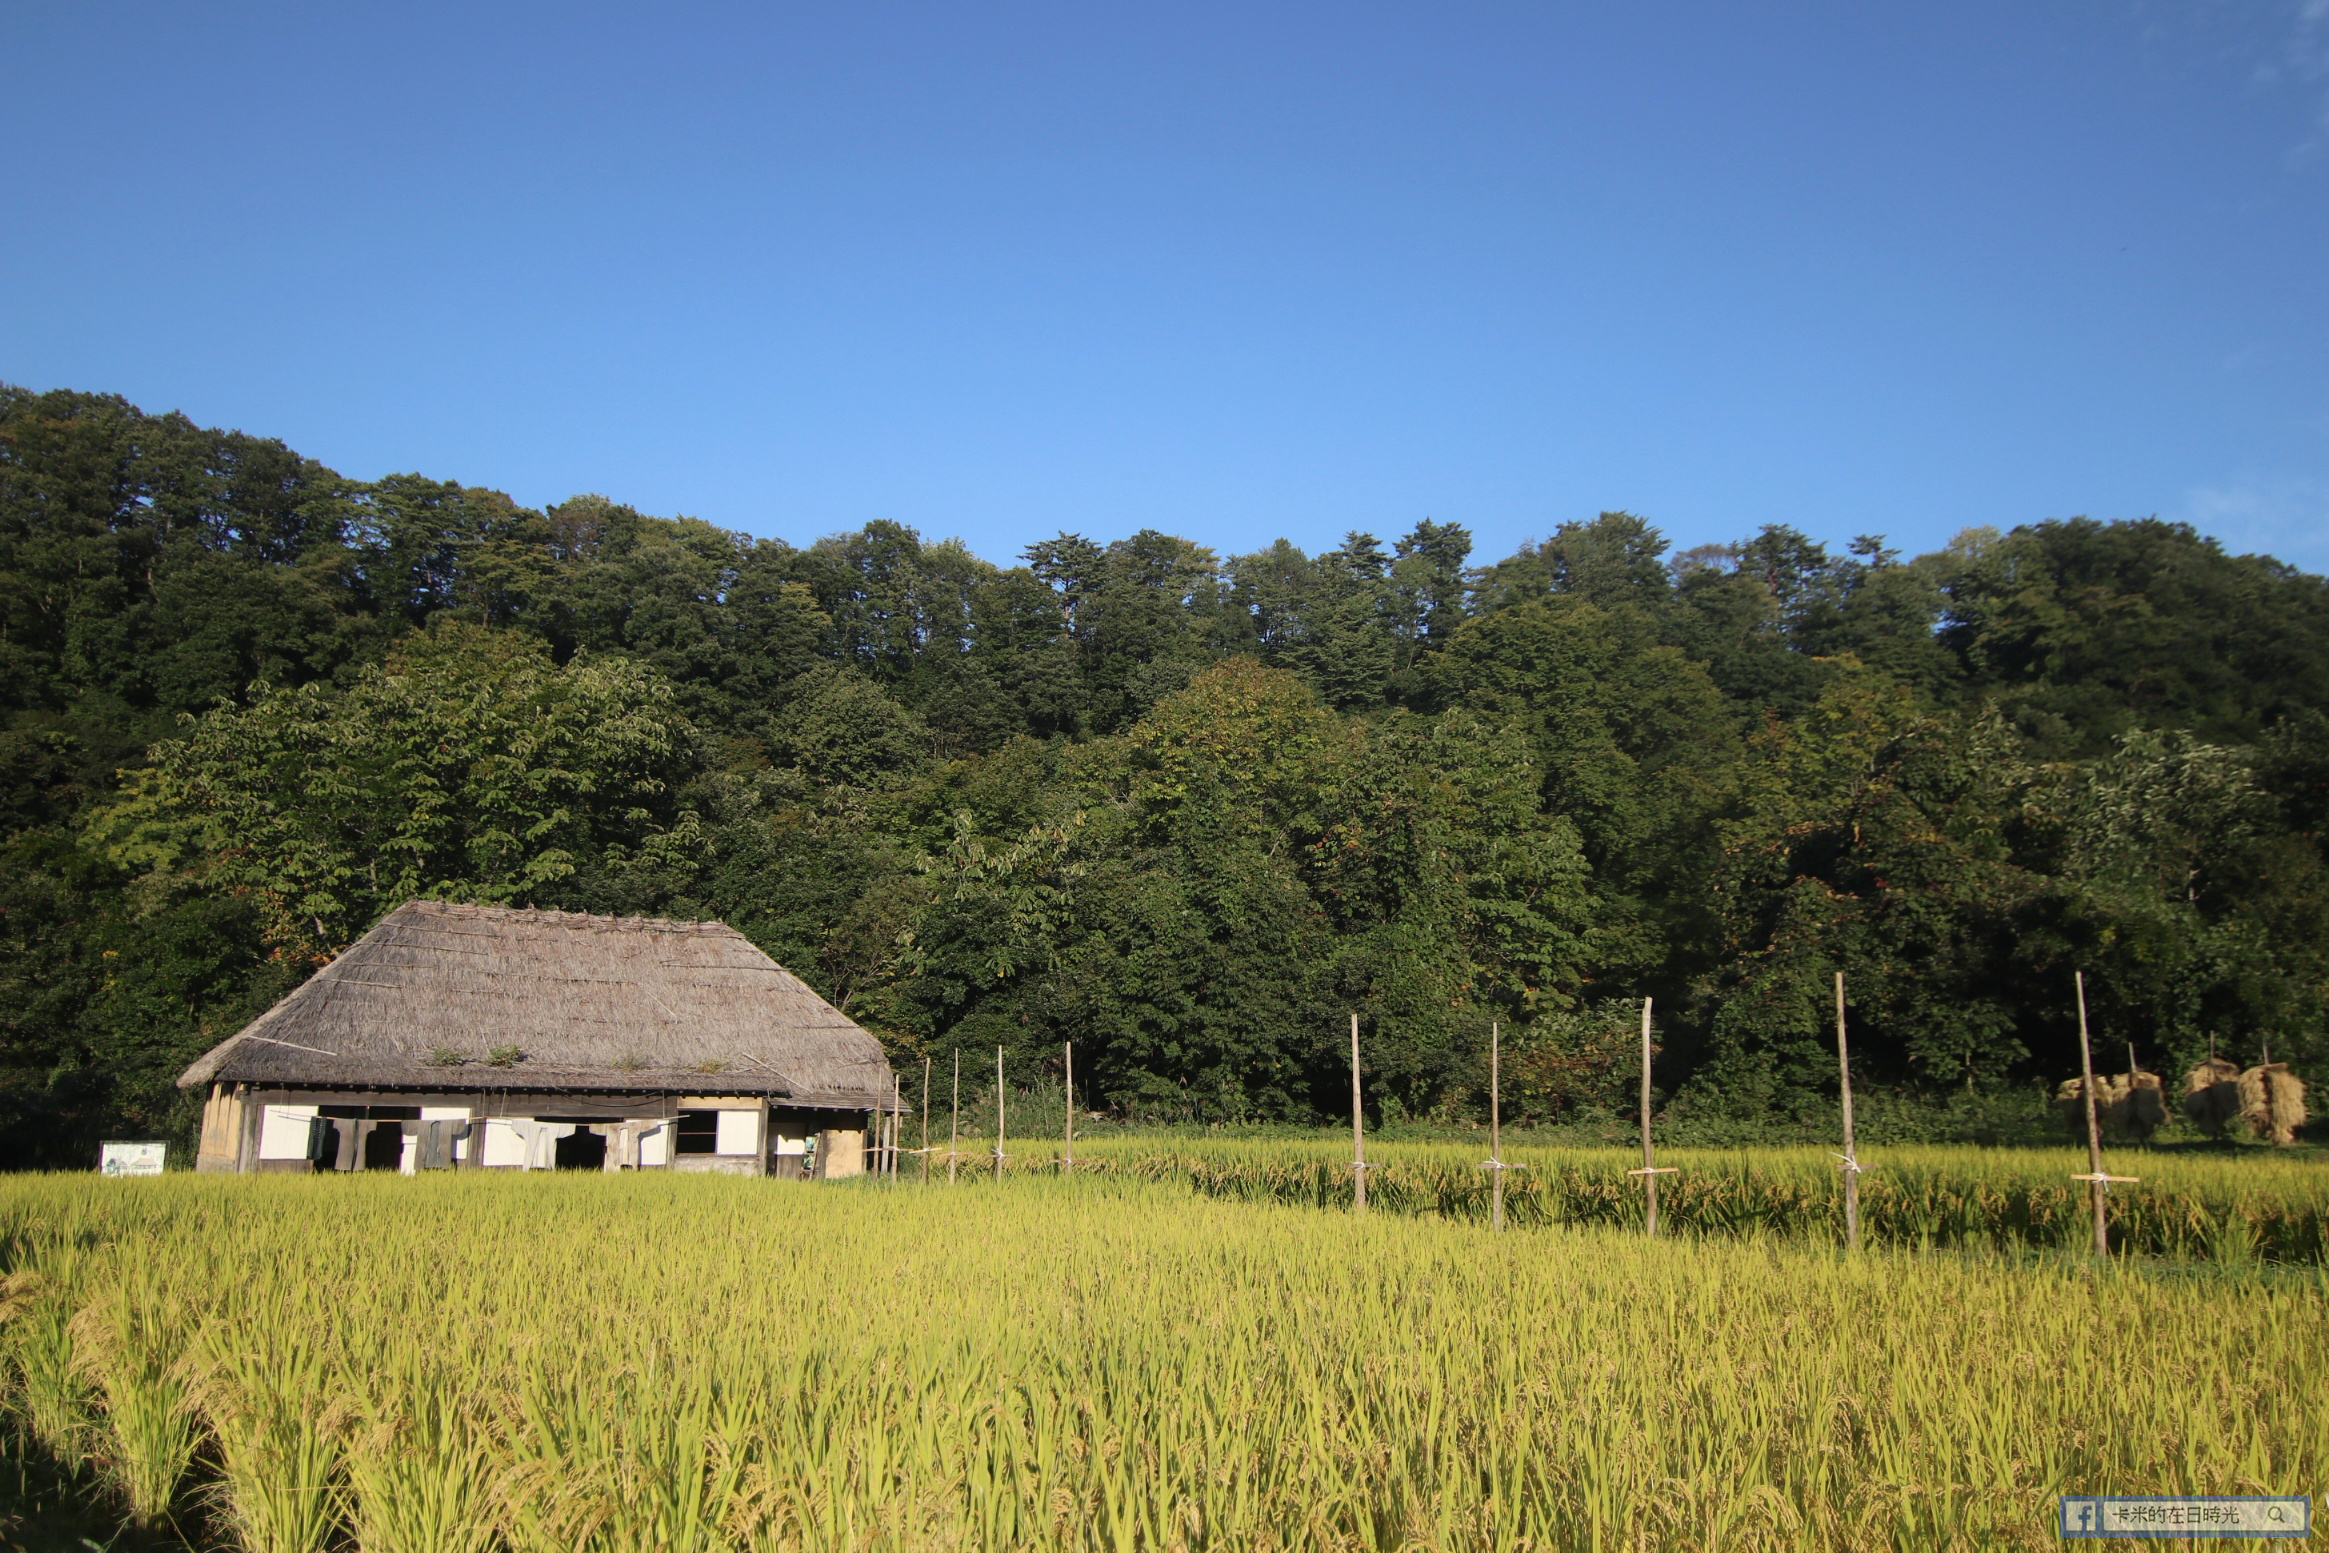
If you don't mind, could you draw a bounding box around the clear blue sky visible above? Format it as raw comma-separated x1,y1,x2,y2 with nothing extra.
5,2,2326,571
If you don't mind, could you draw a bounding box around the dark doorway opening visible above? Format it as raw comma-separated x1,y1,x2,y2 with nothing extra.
555,1128,607,1171
362,1122,405,1172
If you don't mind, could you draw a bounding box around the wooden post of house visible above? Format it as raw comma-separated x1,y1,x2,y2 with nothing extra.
1350,1011,1368,1215
1062,1042,1074,1176
1835,972,1860,1252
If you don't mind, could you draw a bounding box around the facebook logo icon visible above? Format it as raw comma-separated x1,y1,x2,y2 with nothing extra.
2063,1499,2102,1536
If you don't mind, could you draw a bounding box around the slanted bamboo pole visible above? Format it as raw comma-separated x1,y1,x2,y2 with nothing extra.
948,1049,960,1184
921,1056,932,1184
1835,972,1860,1252
1350,1011,1368,1215
1062,1042,1074,1176
995,1045,1007,1183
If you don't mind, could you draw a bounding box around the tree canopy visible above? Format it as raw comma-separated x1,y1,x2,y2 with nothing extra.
5,383,2326,1162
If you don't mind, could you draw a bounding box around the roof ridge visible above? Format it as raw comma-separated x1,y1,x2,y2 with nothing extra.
397,900,735,935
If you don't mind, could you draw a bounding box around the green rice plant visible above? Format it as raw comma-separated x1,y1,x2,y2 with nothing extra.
333,1362,498,1553
65,1254,201,1527
190,1315,345,1553
0,1261,97,1472
491,1359,757,1553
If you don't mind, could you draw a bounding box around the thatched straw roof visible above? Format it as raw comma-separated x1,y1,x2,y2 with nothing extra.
177,902,894,1107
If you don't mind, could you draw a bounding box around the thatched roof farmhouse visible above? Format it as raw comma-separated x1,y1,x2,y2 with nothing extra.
180,901,896,1177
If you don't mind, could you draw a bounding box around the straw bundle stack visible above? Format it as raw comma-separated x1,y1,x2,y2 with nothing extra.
2182,1058,2242,1138
2058,1069,2167,1142
2238,1064,2309,1147
2055,1075,2128,1143
2122,1069,2168,1143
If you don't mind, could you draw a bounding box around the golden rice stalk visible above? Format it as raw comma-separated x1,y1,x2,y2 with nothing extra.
189,1328,346,1553
334,1379,498,1553
66,1276,200,1527
0,1270,95,1471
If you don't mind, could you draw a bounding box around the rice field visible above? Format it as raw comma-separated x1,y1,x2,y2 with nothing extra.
1,1157,2323,1552
1062,1136,2329,1265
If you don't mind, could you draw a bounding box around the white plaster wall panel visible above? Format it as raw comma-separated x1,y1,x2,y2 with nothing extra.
257,1105,319,1160
715,1109,761,1156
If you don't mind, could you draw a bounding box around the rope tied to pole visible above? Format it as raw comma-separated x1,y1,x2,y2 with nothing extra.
2070,1172,2139,1189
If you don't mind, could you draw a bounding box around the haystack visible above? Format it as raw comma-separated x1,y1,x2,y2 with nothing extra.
2182,1056,2243,1138
2121,1070,2167,1143
2237,1064,2309,1147
2055,1074,2128,1143
2057,1070,2167,1143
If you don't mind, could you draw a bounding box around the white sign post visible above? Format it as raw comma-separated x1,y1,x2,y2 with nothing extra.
99,1142,165,1177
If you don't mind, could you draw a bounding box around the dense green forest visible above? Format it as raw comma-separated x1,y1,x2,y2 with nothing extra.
4,383,2326,1165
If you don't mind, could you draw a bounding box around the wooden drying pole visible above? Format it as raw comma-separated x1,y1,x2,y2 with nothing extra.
1627,997,1675,1236
920,1056,932,1185
1479,1020,1519,1232
994,1045,1008,1183
1349,1011,1370,1215
889,1071,904,1179
1834,973,1861,1252
2069,971,2136,1258
948,1049,961,1183
1061,1041,1075,1175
